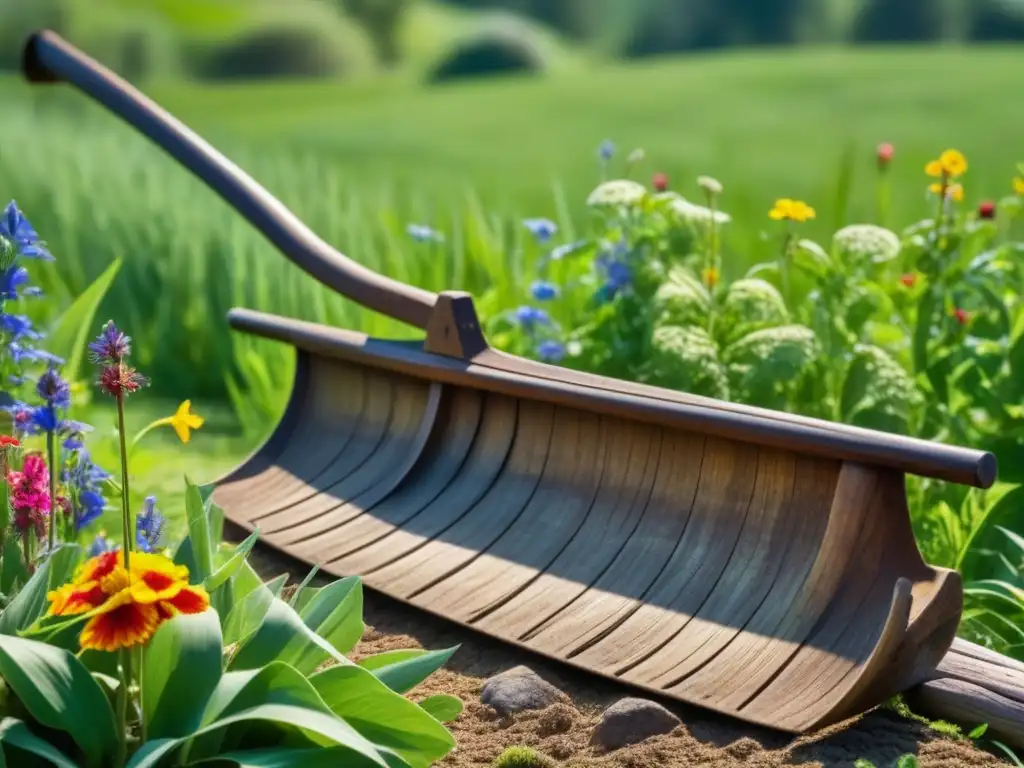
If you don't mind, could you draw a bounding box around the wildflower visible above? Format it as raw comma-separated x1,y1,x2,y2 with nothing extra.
136,496,166,554
0,264,29,301
406,223,443,243
978,200,996,220
36,367,71,409
170,400,204,444
98,364,148,398
587,180,646,208
536,340,565,364
46,550,210,652
833,224,901,264
63,447,109,532
88,532,115,557
513,305,551,330
672,197,731,225
0,435,18,449
523,218,557,244
698,176,723,196
952,307,971,326
530,280,559,302
769,199,816,223
925,149,968,179
598,139,615,163
0,201,53,261
1013,176,1024,196
702,266,720,288
877,142,894,168
626,148,645,165
900,273,918,288
8,454,51,539
929,182,964,202
87,320,131,364
652,172,669,192
3,401,35,436
549,241,584,261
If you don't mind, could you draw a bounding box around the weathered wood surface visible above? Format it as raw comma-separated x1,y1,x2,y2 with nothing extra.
213,350,967,734
904,638,1024,749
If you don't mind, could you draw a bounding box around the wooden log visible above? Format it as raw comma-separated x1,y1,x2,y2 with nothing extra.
948,638,1024,677
906,678,1024,750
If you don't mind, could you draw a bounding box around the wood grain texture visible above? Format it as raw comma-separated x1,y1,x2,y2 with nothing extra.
212,351,967,734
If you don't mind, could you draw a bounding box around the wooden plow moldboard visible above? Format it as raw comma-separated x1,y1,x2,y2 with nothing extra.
22,30,1018,738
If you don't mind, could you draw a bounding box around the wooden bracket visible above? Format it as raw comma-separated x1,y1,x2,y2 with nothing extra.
423,290,489,360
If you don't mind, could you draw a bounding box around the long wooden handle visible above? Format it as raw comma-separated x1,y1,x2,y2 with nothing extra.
21,30,438,330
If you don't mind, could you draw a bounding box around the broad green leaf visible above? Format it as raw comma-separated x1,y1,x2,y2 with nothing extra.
0,478,8,544
298,577,363,658
229,598,349,674
44,259,122,384
418,695,464,723
185,477,215,582
0,718,79,768
0,635,117,767
288,566,321,612
310,663,456,768
144,611,224,739
0,537,26,598
0,544,82,636
356,649,429,672
202,746,394,767
205,529,261,594
233,559,267,605
369,647,458,695
223,578,278,648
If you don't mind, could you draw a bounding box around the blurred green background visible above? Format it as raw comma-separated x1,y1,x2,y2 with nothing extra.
1,0,1022,493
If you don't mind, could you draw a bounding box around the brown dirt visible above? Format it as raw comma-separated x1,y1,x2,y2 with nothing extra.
242,538,1010,768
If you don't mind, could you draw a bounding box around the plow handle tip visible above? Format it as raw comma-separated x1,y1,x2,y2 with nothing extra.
23,30,61,84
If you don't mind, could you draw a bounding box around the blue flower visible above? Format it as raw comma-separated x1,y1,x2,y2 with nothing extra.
406,223,444,243
537,340,566,363
513,305,551,330
136,495,166,553
3,400,34,434
87,320,131,365
60,420,94,451
88,532,116,557
0,265,29,301
530,280,559,301
523,218,557,244
30,404,60,433
598,139,615,162
0,201,53,261
77,490,105,530
0,313,41,341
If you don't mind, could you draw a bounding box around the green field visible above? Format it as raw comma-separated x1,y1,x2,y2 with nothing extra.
3,45,1023,410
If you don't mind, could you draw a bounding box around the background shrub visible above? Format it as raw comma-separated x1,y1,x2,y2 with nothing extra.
428,17,548,82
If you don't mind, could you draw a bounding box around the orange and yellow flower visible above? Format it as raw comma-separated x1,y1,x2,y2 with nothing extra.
929,182,964,202
925,149,968,179
46,550,210,652
769,198,816,223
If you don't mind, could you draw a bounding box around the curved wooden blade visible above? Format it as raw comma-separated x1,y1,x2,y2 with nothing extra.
213,343,965,733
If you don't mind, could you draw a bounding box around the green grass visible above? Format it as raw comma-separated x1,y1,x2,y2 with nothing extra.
2,45,1023,410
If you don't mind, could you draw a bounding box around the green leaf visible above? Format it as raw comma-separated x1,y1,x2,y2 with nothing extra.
369,647,458,695
185,477,215,582
913,288,938,375
310,663,456,768
0,544,82,636
229,598,348,675
0,537,26,598
298,577,364,658
0,478,8,544
418,695,463,723
197,746,393,767
205,529,261,595
356,649,429,672
144,611,224,739
44,259,122,384
0,718,79,768
223,577,278,648
0,635,118,767
967,723,989,739
288,566,321,612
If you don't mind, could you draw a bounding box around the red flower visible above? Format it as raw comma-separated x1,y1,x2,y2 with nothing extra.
652,172,669,192
953,308,970,326
99,364,148,398
900,273,917,288
877,142,894,168
978,200,996,220
0,436,18,449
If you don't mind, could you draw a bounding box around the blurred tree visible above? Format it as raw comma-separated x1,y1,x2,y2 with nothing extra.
970,0,1024,39
340,0,411,64
852,0,944,40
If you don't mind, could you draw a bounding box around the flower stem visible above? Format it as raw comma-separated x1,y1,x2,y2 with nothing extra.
47,429,57,552
116,392,133,573
116,648,131,765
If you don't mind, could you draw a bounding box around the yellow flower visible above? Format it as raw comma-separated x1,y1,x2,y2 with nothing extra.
169,400,204,444
1014,177,1024,196
925,149,968,179
769,198,816,223
929,182,964,202
46,550,210,652
702,266,720,288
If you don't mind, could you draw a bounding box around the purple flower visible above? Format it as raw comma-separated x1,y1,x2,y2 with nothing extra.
0,313,41,342
598,139,615,162
136,496,166,553
87,320,131,364
537,340,566,363
523,218,557,244
0,201,53,261
530,280,559,301
36,367,71,410
513,305,551,330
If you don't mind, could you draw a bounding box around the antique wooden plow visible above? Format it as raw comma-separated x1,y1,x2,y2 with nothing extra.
22,30,1004,735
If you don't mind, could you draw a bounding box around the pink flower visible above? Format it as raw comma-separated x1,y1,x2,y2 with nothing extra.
877,142,894,168
652,172,669,192
7,454,51,539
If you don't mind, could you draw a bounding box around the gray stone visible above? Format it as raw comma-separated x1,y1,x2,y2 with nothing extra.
591,697,682,750
480,665,562,715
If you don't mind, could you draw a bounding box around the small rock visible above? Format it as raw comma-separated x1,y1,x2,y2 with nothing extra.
591,697,682,750
481,666,562,716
